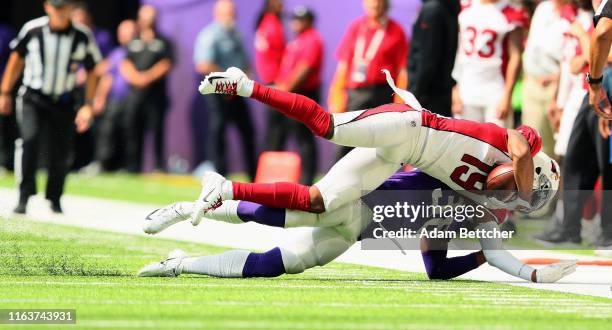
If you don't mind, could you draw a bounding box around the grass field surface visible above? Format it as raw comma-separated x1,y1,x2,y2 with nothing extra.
0,173,251,205
1,218,611,329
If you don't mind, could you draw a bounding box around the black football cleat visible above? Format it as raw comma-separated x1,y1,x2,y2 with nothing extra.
535,230,581,246
50,200,63,214
13,203,27,214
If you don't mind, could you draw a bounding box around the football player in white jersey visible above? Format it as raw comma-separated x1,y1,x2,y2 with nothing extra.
552,2,593,157
186,67,544,222
452,0,527,128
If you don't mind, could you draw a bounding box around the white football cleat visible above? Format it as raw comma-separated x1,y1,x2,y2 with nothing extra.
190,171,230,226
137,249,188,277
198,67,254,97
143,202,194,234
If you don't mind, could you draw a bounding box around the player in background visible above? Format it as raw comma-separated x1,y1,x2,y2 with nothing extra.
551,1,593,158
139,167,575,283
452,0,527,128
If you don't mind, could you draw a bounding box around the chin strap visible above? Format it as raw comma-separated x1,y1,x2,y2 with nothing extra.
382,69,423,111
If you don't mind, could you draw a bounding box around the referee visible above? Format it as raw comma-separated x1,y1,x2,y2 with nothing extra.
0,0,101,214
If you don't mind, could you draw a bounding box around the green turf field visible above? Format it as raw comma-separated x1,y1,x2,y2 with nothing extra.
1,218,611,329
0,172,248,205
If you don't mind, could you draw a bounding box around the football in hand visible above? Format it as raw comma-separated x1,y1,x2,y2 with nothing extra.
485,164,517,202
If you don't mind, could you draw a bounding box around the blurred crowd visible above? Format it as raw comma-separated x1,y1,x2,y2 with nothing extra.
0,0,611,246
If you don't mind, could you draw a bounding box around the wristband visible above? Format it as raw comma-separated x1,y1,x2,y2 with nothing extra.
586,73,603,85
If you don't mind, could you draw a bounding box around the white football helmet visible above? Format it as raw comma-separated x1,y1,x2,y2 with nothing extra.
530,151,561,212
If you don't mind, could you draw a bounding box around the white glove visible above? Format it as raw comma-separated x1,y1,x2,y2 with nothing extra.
535,260,577,283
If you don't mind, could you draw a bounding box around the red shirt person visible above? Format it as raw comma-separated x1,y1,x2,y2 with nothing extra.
328,0,409,159
276,10,324,93
254,0,285,84
271,6,324,185
329,0,408,110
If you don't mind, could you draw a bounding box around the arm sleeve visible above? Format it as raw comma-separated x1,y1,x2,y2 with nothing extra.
476,221,535,281
193,29,215,65
411,6,445,96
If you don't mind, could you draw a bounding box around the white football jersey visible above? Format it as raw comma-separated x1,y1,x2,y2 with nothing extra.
454,0,527,106
411,112,512,194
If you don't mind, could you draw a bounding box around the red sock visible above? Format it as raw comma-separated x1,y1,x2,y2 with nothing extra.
251,83,331,137
232,182,311,211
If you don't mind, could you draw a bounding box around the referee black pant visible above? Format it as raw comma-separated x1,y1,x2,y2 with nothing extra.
204,93,257,181
16,89,75,204
0,107,17,171
561,94,612,239
124,92,167,172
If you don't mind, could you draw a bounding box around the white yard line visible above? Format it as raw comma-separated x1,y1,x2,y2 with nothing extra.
1,188,611,299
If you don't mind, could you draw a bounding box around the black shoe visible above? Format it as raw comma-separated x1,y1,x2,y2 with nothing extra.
535,230,581,245
50,200,63,214
595,236,612,249
13,203,26,214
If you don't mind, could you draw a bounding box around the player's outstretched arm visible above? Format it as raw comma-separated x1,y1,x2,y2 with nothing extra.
477,221,577,282
420,237,485,280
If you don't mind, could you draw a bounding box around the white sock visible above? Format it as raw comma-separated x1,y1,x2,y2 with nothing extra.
179,250,250,278
221,180,234,200
239,78,254,97
205,200,242,224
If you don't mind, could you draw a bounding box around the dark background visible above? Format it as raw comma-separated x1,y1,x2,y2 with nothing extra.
1,0,140,40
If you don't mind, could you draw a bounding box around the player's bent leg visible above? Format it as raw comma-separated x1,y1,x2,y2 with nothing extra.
329,104,421,148
137,228,355,278
199,68,422,149
315,147,400,212
205,199,361,229
281,202,368,274
193,147,398,217
138,202,368,278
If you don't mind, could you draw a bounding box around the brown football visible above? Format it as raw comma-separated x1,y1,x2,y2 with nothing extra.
485,164,517,201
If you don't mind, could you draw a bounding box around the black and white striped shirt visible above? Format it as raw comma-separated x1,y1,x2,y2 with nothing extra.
9,16,101,98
